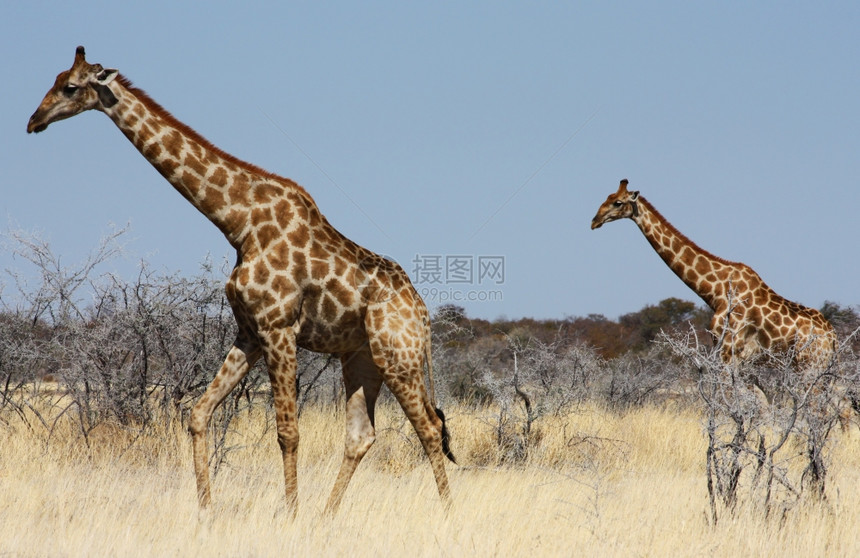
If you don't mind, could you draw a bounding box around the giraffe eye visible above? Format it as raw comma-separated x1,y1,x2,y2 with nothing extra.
62,85,79,97
613,200,624,207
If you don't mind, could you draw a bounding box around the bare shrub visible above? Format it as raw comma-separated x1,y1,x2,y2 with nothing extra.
2,227,129,440
472,334,604,465
0,311,52,426
430,307,493,404
659,325,858,523
601,346,687,410
0,227,350,471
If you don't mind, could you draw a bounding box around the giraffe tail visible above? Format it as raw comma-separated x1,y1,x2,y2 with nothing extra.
435,407,456,464
424,316,456,464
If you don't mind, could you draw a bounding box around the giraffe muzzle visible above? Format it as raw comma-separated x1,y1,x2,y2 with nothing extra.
27,113,49,134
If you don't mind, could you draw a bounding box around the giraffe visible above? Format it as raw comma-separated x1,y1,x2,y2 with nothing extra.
27,46,455,515
590,179,836,370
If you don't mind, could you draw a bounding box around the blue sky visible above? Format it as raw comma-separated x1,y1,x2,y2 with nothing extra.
3,2,859,321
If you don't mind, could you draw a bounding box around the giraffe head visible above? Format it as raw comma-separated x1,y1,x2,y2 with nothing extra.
27,46,119,134
590,179,640,229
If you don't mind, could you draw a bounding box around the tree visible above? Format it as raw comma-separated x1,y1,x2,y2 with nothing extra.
820,301,860,352
619,297,711,352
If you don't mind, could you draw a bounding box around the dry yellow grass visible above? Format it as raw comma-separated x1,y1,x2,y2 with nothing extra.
1,400,859,557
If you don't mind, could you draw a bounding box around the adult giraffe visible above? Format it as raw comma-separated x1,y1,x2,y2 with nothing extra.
591,179,836,369
27,46,454,515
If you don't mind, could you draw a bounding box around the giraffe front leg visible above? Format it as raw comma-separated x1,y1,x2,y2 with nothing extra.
260,329,301,516
189,341,260,508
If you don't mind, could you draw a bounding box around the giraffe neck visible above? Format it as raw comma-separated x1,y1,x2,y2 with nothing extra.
100,75,278,248
631,196,735,311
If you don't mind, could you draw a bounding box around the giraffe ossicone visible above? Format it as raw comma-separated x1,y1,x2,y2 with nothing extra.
591,178,836,370
28,46,454,514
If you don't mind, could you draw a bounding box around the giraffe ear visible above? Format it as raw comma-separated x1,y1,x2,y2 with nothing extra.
96,68,118,85
630,190,640,201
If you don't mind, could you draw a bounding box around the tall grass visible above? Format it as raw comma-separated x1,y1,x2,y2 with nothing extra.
1,399,859,557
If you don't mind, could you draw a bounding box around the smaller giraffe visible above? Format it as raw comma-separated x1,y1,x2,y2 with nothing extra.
591,179,836,369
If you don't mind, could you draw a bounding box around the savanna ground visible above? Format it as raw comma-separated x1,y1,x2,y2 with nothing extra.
3,233,860,556
2,397,859,557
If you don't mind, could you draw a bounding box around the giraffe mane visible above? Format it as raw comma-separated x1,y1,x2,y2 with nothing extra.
116,74,311,197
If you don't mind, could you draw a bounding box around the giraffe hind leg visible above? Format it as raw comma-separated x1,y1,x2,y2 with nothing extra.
379,355,452,508
325,349,384,514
